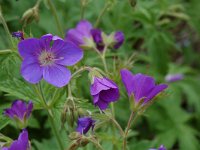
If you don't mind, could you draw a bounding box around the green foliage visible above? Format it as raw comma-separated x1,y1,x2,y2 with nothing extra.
0,0,200,150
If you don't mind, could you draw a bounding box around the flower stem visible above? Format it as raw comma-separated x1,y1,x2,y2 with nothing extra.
35,83,65,150
95,2,110,27
0,6,14,48
71,66,91,79
111,118,124,137
88,138,104,150
123,111,135,150
47,0,64,37
80,0,87,20
0,49,12,54
48,112,65,150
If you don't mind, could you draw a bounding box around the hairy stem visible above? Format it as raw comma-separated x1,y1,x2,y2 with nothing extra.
123,111,135,150
111,118,124,137
95,3,110,27
47,0,64,37
71,66,91,79
0,6,14,48
35,83,65,150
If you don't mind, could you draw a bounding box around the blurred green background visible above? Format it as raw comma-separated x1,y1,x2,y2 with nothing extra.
0,0,200,150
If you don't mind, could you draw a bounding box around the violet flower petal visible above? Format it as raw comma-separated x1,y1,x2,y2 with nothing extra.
18,38,41,58
52,40,83,66
21,58,43,84
43,64,71,87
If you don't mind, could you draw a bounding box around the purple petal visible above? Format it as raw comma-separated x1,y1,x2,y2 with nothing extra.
76,20,93,35
52,40,83,66
90,78,111,95
90,29,104,51
76,117,95,134
100,88,119,102
39,34,53,51
11,100,27,119
21,58,43,84
95,99,109,110
43,64,71,87
133,74,155,102
120,69,135,96
9,129,29,150
145,84,168,103
65,20,93,46
18,38,41,58
93,94,100,104
114,31,124,49
26,101,33,118
165,74,184,82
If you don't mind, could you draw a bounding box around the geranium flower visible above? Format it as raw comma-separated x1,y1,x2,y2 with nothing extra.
65,20,93,47
18,34,83,87
12,31,24,40
90,77,120,110
76,117,95,134
65,20,124,51
2,129,29,150
4,100,33,129
120,69,168,105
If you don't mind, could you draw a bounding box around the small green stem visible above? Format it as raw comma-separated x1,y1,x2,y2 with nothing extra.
95,3,110,27
0,49,12,54
35,83,65,150
111,118,124,137
48,112,65,150
0,7,14,48
70,66,91,79
123,111,135,150
80,0,86,20
88,138,104,150
47,0,64,37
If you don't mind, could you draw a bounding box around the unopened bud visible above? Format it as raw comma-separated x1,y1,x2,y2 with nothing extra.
21,6,39,27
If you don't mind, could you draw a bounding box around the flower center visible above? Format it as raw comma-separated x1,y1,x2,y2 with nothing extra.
39,51,55,66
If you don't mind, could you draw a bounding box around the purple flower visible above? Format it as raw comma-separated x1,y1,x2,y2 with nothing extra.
2,129,29,150
149,145,167,150
12,31,24,40
90,29,104,51
76,117,95,134
113,31,124,49
90,77,120,110
120,69,168,105
65,20,93,47
165,74,184,83
4,100,33,128
18,34,83,87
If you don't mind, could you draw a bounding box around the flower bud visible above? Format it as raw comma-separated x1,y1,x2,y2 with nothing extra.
11,31,24,40
21,6,39,27
4,100,33,129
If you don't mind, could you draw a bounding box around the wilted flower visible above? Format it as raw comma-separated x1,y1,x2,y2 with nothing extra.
18,34,83,87
65,20,94,48
149,145,167,150
76,117,95,134
12,31,24,40
165,73,184,83
90,77,120,110
4,100,33,129
2,129,29,150
120,69,168,105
